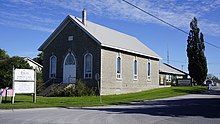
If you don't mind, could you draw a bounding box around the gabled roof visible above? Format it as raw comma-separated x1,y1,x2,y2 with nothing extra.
39,15,160,59
23,57,43,68
160,63,187,76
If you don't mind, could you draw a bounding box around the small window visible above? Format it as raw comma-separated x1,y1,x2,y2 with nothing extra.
49,55,57,78
84,53,92,79
116,55,121,79
147,61,151,80
134,59,137,80
68,36,73,41
166,75,171,82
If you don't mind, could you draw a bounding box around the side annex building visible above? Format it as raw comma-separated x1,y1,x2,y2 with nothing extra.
38,10,161,95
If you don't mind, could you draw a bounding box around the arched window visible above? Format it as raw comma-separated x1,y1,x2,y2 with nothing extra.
148,60,151,80
116,56,121,79
65,53,75,65
49,55,57,78
84,53,92,79
134,59,138,80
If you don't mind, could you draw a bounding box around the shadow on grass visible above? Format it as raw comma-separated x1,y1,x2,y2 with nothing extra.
1,100,13,104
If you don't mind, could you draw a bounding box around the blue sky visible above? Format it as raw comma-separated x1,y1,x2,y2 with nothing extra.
0,0,220,77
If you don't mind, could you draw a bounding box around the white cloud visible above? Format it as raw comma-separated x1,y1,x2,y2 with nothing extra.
200,20,220,37
1,0,220,36
42,0,219,36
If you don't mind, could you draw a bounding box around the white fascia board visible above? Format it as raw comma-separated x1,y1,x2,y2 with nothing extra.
159,70,185,76
69,16,101,45
38,18,71,51
101,43,161,60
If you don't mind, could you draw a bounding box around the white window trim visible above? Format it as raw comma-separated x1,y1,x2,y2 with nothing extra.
133,57,138,81
49,55,57,79
166,75,171,82
147,59,151,81
84,53,93,79
116,52,122,80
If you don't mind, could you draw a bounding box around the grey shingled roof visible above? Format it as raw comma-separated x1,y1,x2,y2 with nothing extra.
39,15,160,59
160,63,186,76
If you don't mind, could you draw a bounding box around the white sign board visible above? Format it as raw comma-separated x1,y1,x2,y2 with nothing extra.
14,69,35,81
177,79,191,86
12,68,36,104
14,81,35,93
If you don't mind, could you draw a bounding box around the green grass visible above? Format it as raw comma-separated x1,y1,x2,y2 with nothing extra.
0,86,206,109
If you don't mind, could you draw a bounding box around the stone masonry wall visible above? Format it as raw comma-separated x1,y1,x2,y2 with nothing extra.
100,48,159,95
42,21,101,87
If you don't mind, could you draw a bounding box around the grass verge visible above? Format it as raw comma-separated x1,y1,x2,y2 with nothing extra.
0,86,206,109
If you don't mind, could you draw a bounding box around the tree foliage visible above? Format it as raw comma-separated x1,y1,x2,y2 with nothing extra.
0,49,44,94
33,52,43,65
207,74,220,83
187,17,208,85
36,72,44,94
0,49,10,60
0,56,31,88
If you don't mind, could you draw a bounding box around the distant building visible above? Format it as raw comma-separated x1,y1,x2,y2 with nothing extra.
38,10,161,95
159,63,188,86
23,57,43,72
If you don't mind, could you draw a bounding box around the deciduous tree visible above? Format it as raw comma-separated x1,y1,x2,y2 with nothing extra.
0,49,9,60
0,56,31,88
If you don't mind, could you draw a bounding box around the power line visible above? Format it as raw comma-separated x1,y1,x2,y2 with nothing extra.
122,0,220,50
163,59,187,63
163,59,220,65
204,41,220,49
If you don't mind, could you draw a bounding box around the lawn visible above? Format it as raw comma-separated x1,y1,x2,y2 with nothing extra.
0,86,206,109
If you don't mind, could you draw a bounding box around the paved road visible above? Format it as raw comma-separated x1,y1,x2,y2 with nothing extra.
1,87,220,124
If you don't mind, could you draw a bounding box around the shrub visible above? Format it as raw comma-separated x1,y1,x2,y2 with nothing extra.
36,72,45,94
50,80,97,97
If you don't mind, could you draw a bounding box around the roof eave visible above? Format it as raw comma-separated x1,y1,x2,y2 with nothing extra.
163,63,188,75
68,16,101,46
38,16,72,51
23,57,43,68
159,71,185,76
101,44,160,59
38,15,160,60
38,15,102,51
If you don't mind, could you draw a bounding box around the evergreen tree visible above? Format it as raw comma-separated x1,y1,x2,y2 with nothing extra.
187,17,208,85
33,52,43,65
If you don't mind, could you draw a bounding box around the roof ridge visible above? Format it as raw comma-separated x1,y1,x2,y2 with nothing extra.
69,15,160,59
70,15,139,39
39,14,160,59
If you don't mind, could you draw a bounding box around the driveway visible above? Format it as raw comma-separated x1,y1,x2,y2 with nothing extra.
1,87,220,124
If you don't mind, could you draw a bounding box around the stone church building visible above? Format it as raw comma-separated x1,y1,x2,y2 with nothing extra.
38,10,160,95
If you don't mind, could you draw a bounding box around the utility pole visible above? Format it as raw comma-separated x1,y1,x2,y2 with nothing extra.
181,65,184,71
167,47,170,64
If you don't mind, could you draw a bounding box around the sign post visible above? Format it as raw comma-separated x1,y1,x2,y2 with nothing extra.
12,66,15,104
33,69,36,103
95,73,102,103
12,68,36,104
